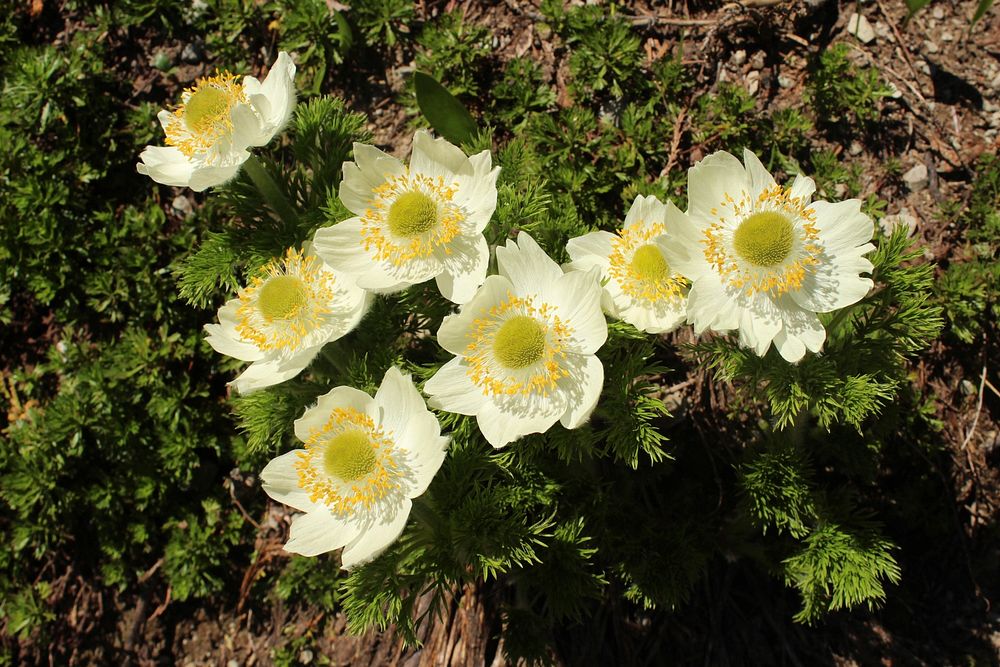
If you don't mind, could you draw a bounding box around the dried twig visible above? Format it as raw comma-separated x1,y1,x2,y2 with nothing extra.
962,365,988,450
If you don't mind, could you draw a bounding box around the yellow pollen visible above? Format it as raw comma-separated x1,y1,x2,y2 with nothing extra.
164,72,245,160
360,170,463,267
294,408,402,518
701,185,823,296
388,191,438,237
184,86,231,133
257,275,308,320
235,249,338,352
733,211,794,267
323,430,377,482
493,316,546,369
630,244,670,282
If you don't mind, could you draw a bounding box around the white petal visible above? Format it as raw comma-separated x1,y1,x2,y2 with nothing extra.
373,366,428,441
410,130,472,179
261,450,315,512
790,256,874,313
496,232,562,297
619,298,687,334
623,194,666,231
809,200,875,255
476,399,562,449
662,201,709,281
230,102,270,148
558,354,604,429
789,173,816,201
424,358,488,415
340,499,412,569
204,322,263,362
187,158,247,192
285,510,357,557
294,385,377,442
253,51,296,136
566,230,615,265
772,330,805,363
233,348,317,394
739,294,782,357
338,144,407,215
136,146,195,188
687,151,749,224
312,218,401,291
435,234,489,304
456,153,500,234
398,423,448,498
544,268,607,355
774,299,826,362
686,274,740,333
742,148,777,199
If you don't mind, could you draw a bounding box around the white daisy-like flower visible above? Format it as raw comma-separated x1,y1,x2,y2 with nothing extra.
260,367,448,565
668,149,875,362
565,194,690,334
312,130,500,304
423,232,607,449
204,247,369,394
137,51,296,192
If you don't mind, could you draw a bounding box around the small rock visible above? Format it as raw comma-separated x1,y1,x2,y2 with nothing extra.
746,70,760,96
834,183,848,198
886,81,903,99
961,379,977,396
941,31,954,42
917,60,931,75
902,163,929,192
984,99,998,113
879,208,918,237
990,72,1000,91
932,5,945,19
848,141,863,156
847,13,876,44
172,195,194,216
732,49,747,66
924,40,939,53
226,661,239,667
874,21,891,39
299,649,314,665
180,42,204,64
778,74,794,89
750,51,765,70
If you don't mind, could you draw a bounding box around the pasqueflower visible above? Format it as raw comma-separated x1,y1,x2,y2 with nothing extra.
668,149,875,362
424,232,607,448
312,130,500,304
137,51,296,191
261,367,449,565
204,247,368,394
566,194,690,334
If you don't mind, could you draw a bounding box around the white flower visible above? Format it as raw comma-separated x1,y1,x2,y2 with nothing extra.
668,149,875,362
205,247,368,394
312,130,500,304
565,194,690,334
424,232,607,449
260,367,448,565
137,51,296,192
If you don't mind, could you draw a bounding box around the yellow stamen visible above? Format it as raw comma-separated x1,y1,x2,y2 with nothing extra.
295,408,401,517
701,185,822,296
360,169,464,267
235,249,337,352
733,211,794,267
164,72,245,160
464,293,572,397
387,191,438,237
607,222,688,303
493,316,547,369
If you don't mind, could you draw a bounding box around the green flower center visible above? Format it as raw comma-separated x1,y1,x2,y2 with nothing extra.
323,430,377,482
630,244,670,282
257,275,308,320
388,191,438,237
493,315,547,370
184,86,230,132
733,211,795,267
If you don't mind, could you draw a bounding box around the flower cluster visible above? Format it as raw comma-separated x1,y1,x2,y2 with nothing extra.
139,53,876,567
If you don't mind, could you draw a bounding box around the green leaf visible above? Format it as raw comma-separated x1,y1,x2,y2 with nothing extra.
973,0,994,24
414,71,477,145
904,0,933,15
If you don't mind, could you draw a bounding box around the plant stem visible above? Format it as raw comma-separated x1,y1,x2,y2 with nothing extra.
243,154,300,229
